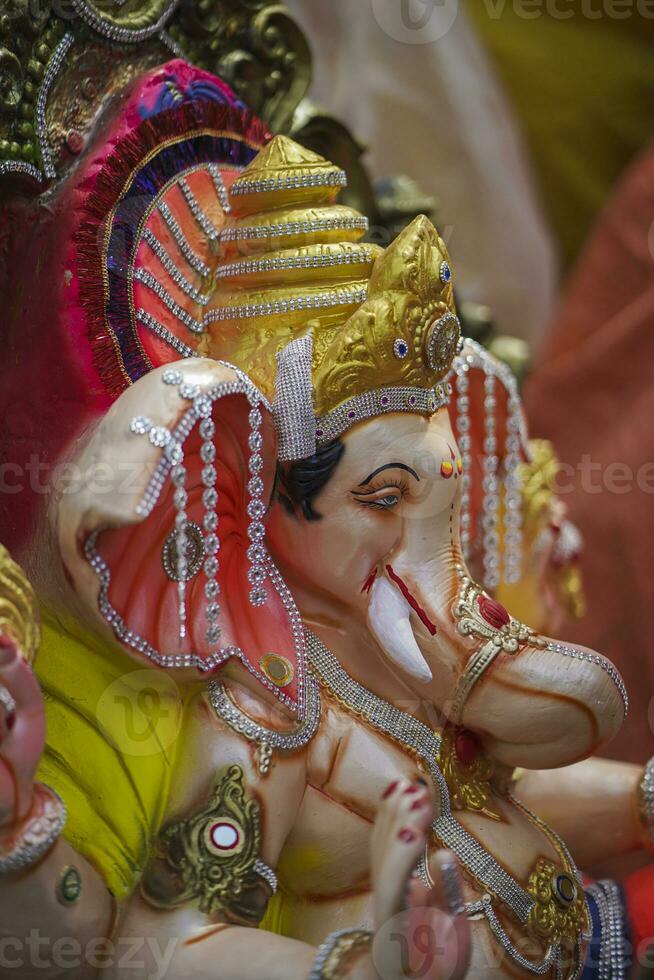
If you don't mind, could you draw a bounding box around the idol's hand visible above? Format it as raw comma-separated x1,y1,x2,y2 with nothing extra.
367,778,471,980
0,635,46,832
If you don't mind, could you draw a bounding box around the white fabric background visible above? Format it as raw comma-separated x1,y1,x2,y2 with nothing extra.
285,0,558,346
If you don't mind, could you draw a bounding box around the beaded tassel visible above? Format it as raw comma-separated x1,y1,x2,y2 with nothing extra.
246,401,268,606
161,369,191,641
481,371,500,589
455,362,472,561
131,374,191,642
195,397,221,647
171,459,189,641
503,389,524,585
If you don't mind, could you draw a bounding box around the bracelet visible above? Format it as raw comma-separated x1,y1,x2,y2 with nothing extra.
638,757,654,852
0,783,67,874
308,928,373,980
253,858,278,895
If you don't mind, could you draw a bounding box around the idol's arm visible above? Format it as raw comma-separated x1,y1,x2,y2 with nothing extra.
0,638,115,979
514,757,646,869
1,838,115,978
106,681,469,980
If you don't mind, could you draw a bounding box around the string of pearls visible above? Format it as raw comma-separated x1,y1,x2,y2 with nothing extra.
481,371,500,589
455,363,472,560
503,389,524,584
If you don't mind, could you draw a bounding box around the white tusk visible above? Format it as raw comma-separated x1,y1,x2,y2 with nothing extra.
367,575,432,684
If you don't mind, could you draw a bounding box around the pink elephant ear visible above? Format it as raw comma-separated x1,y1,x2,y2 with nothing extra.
448,339,530,590
85,371,307,717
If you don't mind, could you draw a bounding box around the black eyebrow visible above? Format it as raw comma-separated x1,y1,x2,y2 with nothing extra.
358,462,420,486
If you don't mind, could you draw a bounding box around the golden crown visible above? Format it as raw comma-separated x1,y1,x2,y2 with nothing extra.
204,135,461,458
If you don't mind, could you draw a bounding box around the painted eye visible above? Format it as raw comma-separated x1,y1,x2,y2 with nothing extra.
352,486,404,510
440,460,454,479
456,457,463,475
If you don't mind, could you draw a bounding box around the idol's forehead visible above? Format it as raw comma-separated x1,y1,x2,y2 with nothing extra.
337,409,454,483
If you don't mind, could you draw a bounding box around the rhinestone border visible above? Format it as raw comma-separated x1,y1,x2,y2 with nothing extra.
231,169,347,196
314,383,452,445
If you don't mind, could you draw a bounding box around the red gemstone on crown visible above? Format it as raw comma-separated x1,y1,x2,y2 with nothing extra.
478,595,510,629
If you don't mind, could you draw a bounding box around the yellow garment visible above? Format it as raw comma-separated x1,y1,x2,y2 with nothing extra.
467,2,654,268
34,616,299,937
35,617,195,899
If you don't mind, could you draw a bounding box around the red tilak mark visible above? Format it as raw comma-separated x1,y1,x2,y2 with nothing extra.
361,567,378,594
385,565,437,636
382,781,399,799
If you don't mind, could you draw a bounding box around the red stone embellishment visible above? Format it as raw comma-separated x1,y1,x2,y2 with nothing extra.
454,729,481,767
477,595,510,630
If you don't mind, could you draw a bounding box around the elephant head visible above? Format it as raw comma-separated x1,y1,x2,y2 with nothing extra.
266,401,626,769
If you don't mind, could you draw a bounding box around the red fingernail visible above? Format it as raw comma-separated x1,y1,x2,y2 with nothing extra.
398,828,417,843
410,799,428,811
382,781,399,799
404,785,420,795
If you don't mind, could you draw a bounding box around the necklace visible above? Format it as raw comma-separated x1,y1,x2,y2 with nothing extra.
305,631,587,979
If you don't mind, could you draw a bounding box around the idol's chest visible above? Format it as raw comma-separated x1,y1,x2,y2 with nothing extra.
281,699,562,902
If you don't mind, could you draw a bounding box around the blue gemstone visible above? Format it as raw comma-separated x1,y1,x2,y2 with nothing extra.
440,261,452,284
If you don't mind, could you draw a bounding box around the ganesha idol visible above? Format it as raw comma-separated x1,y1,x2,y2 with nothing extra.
0,54,653,980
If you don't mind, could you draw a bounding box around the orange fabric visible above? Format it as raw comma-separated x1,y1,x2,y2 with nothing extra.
524,139,654,763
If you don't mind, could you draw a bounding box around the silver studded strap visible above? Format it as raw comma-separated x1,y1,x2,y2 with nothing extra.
273,333,317,462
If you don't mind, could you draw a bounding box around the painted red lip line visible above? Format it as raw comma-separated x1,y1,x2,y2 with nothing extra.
385,564,437,636
361,567,378,594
